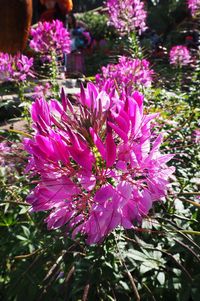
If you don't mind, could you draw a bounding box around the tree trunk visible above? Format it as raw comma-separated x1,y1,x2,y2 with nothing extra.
0,0,32,54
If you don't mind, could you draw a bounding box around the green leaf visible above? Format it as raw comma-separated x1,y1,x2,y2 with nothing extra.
157,272,165,285
16,235,28,241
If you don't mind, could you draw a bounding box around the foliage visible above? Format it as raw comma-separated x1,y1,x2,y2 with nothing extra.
73,0,104,12
77,11,116,41
147,0,187,36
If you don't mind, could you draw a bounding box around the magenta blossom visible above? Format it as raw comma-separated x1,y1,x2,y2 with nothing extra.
24,83,175,244
106,0,147,35
96,56,154,95
0,142,11,166
12,53,34,81
30,20,71,61
0,141,25,177
33,82,52,99
0,52,34,82
0,53,13,81
169,46,191,67
188,0,200,17
192,129,200,143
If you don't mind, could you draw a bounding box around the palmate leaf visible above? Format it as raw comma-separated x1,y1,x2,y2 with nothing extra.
125,248,165,272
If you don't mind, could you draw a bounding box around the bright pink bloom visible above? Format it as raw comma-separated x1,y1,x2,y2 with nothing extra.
106,0,147,35
24,83,175,244
96,56,154,94
12,53,34,81
169,46,191,67
0,142,11,166
0,141,25,179
33,82,52,99
30,20,71,61
0,52,34,82
0,53,13,81
192,129,200,143
188,0,200,17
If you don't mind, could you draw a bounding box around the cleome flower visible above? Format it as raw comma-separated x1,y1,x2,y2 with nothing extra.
12,53,34,81
24,82,175,244
0,52,34,82
169,45,191,67
188,0,200,17
95,56,154,95
192,128,200,144
0,141,26,182
29,20,71,61
106,0,147,35
0,52,13,81
33,82,52,100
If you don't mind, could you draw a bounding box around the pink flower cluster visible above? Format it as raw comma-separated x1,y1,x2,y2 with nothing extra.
0,52,34,81
192,129,200,144
0,53,13,81
24,83,175,244
33,82,52,99
0,142,11,166
188,0,200,17
106,0,147,35
169,46,191,67
30,20,71,60
96,56,154,94
0,141,25,178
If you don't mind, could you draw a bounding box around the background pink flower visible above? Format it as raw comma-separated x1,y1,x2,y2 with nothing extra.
0,52,34,82
30,20,71,61
96,56,154,94
188,0,200,17
106,0,147,35
169,45,191,67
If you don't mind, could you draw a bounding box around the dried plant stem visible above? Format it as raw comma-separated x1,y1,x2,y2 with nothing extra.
82,283,90,301
115,235,141,301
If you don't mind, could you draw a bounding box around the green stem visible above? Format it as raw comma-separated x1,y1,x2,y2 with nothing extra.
50,51,59,98
129,31,142,59
17,81,30,125
18,82,25,103
177,65,182,92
